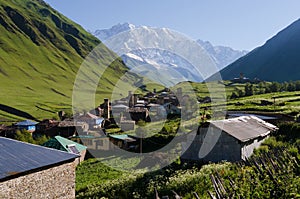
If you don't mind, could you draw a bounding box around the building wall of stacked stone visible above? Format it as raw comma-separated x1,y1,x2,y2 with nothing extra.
0,161,76,199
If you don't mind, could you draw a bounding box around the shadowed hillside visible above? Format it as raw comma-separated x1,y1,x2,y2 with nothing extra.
217,18,300,82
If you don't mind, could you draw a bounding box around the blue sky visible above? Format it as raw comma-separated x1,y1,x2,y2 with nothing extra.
44,0,300,51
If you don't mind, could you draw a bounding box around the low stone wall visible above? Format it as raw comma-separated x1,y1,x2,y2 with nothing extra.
0,161,76,199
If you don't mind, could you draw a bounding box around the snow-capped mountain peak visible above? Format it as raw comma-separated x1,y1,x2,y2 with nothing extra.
94,22,136,41
197,39,248,69
93,23,248,86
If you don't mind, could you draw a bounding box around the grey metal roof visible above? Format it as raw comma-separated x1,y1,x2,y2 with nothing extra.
15,120,38,126
227,113,277,120
0,137,78,181
210,116,278,142
109,134,137,142
112,104,129,108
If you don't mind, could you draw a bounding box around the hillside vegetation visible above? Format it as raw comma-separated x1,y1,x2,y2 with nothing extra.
0,0,143,122
76,122,300,198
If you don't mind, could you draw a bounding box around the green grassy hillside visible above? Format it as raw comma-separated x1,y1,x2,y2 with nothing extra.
0,0,141,122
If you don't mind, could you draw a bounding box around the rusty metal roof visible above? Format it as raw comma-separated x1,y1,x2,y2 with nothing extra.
0,137,78,181
210,116,278,142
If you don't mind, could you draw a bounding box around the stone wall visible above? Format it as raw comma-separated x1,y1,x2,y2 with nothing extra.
181,127,241,162
241,136,268,160
0,161,76,199
182,126,269,162
203,129,241,162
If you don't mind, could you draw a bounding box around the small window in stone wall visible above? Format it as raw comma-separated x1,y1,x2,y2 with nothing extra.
96,140,104,146
83,139,93,146
95,140,104,146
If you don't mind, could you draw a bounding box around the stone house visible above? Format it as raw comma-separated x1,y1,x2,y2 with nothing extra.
182,116,278,162
35,119,59,134
57,120,89,137
110,104,130,123
163,103,181,115
70,129,111,151
76,113,104,130
120,120,135,132
0,137,78,198
109,134,138,150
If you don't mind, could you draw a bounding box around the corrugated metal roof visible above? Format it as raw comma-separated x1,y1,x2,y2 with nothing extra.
15,120,38,126
0,137,78,181
147,103,161,107
227,113,277,120
109,134,137,142
42,138,66,152
210,116,278,142
112,104,129,108
55,136,87,152
42,136,87,154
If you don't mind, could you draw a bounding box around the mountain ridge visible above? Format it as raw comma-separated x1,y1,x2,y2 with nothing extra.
218,18,300,82
100,25,216,86
197,39,248,69
93,23,248,70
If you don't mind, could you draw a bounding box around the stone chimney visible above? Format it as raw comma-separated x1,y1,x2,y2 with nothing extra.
133,94,138,106
240,73,244,79
128,91,135,108
177,87,182,101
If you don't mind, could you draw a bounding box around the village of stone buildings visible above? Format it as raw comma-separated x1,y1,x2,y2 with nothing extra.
0,87,290,198
0,88,193,153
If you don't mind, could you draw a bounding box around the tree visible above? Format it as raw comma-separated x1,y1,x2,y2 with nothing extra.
244,83,253,96
258,82,266,94
236,88,244,98
230,92,238,99
295,80,300,91
14,130,35,144
287,82,296,91
14,130,49,145
269,82,280,93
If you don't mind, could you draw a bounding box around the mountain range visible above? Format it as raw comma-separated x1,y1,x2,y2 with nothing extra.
93,23,248,86
196,39,248,70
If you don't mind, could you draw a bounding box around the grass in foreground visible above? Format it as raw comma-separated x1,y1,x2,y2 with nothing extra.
76,122,300,198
